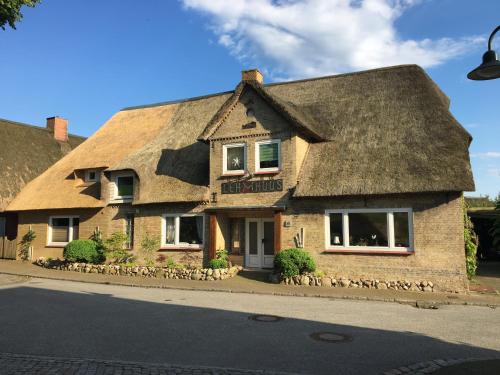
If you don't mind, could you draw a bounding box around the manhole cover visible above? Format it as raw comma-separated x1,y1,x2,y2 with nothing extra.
310,332,352,343
248,314,283,322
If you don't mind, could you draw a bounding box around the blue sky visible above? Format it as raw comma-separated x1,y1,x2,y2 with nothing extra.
0,0,498,197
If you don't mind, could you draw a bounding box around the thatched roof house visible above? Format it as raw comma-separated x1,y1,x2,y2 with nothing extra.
0,117,84,212
9,65,475,292
7,65,474,211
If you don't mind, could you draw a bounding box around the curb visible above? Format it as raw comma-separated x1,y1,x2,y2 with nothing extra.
1,269,499,308
383,356,500,374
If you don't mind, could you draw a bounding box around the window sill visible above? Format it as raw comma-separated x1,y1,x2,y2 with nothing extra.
159,247,203,252
110,198,133,204
254,169,280,175
323,249,414,255
47,243,69,248
222,172,245,177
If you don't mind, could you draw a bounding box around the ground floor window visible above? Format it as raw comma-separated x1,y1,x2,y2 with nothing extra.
325,209,413,252
161,214,204,249
48,216,79,246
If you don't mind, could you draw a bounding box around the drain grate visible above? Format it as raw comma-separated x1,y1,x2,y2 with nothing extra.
309,332,352,343
248,314,283,323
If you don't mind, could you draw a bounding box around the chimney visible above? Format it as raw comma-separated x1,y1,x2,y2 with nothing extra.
46,116,68,142
241,69,264,84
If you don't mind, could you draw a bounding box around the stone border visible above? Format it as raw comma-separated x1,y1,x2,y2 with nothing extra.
383,357,500,374
0,352,296,375
35,258,242,281
273,274,436,292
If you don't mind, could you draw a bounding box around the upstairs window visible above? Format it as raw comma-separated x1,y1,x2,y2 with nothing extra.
48,216,79,246
114,175,134,200
325,209,413,252
256,139,280,173
85,170,99,182
223,143,246,175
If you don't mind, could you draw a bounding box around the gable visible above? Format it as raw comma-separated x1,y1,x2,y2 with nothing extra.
209,85,293,140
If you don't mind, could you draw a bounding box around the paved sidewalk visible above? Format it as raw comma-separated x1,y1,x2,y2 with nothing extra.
0,352,293,375
1,260,499,307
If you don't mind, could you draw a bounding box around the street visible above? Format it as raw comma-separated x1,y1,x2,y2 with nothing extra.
0,277,499,375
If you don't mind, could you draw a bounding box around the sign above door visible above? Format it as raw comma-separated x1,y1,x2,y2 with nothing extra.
221,179,283,194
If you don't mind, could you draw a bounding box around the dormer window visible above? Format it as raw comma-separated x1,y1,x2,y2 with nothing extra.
223,143,246,175
85,170,99,182
113,173,134,201
255,139,281,173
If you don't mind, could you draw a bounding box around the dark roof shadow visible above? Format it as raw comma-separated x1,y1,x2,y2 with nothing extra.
155,143,209,186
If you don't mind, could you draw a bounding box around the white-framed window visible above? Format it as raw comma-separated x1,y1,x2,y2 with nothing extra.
325,208,413,252
48,216,80,246
223,143,246,175
85,170,99,182
161,214,205,249
112,173,134,201
255,139,281,173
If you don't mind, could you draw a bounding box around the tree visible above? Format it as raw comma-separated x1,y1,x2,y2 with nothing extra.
0,0,41,30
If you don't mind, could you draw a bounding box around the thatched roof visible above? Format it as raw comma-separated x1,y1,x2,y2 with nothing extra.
290,65,474,197
7,64,474,211
0,118,85,211
7,105,178,211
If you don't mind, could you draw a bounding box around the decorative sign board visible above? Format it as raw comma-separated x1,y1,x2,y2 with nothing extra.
221,179,283,194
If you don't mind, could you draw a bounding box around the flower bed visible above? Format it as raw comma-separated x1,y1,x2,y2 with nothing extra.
35,258,242,281
273,274,436,292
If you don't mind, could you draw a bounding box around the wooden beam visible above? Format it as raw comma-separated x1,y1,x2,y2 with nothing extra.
274,211,282,254
209,213,217,260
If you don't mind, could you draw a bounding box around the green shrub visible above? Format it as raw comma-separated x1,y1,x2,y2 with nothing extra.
463,197,478,279
64,239,104,264
208,249,229,269
274,248,316,277
141,232,160,266
208,258,228,269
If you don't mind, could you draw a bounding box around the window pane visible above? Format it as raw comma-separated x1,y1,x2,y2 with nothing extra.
179,216,203,245
348,213,388,247
165,217,175,245
72,218,79,240
226,146,244,171
329,213,343,246
52,218,69,243
249,222,258,255
126,214,134,249
263,222,275,255
117,176,134,197
259,143,279,168
0,217,5,237
394,212,410,247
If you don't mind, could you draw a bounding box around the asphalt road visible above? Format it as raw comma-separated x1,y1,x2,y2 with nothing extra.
0,278,498,375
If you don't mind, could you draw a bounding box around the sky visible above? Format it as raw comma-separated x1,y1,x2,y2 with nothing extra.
0,0,498,198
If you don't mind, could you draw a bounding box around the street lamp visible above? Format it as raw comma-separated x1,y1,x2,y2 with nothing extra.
467,25,500,80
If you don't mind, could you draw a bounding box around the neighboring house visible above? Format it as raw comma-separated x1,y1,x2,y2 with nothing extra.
0,117,84,258
7,66,474,291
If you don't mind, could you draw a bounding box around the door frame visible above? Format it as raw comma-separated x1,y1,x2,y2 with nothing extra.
244,218,275,269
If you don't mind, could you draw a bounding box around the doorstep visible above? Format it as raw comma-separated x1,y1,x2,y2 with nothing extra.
0,259,499,308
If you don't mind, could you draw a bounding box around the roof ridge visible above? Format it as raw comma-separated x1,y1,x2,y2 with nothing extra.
0,117,86,139
120,64,422,112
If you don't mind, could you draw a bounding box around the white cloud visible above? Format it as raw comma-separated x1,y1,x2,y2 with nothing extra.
471,152,500,159
182,0,483,79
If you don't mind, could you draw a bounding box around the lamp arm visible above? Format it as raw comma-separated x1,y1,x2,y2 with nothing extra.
488,25,500,51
